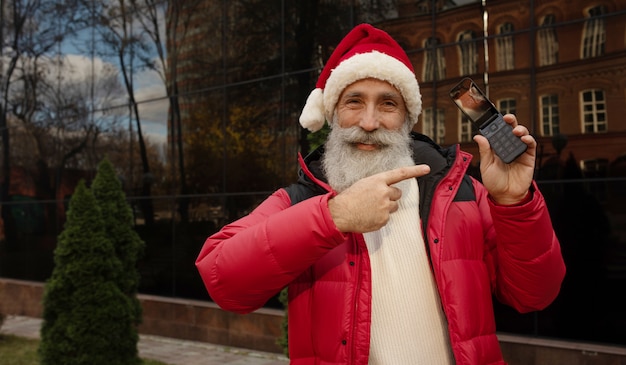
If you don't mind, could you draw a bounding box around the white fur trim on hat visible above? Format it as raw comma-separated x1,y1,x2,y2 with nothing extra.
324,51,422,128
299,88,325,132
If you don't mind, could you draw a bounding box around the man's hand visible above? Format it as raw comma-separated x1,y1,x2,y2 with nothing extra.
473,114,536,205
328,165,431,233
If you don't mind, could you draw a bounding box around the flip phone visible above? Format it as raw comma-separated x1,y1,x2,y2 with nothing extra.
449,78,527,164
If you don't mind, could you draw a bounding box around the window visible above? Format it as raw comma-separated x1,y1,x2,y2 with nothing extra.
423,37,446,81
416,2,429,14
496,23,515,70
422,108,446,144
581,89,607,133
582,5,606,58
540,94,560,136
538,14,558,66
459,116,474,143
498,98,516,115
458,30,477,75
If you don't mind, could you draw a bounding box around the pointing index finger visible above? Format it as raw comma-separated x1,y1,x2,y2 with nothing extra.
380,165,431,186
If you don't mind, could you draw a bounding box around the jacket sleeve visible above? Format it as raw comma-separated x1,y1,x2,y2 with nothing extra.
195,188,345,314
477,181,566,313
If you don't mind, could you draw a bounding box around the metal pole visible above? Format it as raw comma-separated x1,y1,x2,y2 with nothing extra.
482,0,489,96
529,0,537,135
431,0,438,142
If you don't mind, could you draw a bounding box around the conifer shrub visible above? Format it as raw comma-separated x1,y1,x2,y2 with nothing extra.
91,157,145,327
39,181,139,365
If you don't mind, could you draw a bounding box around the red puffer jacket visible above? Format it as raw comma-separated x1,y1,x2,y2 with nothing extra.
196,135,566,365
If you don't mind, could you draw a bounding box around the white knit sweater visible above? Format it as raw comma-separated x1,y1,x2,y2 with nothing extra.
363,177,455,365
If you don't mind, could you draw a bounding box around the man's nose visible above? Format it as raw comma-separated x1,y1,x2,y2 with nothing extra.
359,107,380,131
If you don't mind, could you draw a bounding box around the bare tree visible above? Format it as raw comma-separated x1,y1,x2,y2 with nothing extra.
129,0,203,222
37,59,125,173
8,54,126,232
85,0,156,225
0,0,79,242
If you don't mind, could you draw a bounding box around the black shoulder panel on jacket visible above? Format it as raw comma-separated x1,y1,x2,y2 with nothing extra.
454,175,476,202
285,183,325,206
286,146,329,206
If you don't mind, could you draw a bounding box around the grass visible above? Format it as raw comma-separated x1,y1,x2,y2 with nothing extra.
0,334,168,365
0,335,38,365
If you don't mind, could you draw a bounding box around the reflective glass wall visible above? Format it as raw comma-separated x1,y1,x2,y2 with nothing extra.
1,0,625,347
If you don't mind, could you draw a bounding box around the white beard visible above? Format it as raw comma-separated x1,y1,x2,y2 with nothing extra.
322,123,414,193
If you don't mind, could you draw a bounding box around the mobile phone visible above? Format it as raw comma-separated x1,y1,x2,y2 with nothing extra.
449,78,527,164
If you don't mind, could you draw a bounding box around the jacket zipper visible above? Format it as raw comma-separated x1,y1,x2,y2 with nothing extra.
349,237,363,364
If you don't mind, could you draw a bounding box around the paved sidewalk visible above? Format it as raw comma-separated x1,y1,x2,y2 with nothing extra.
1,315,289,365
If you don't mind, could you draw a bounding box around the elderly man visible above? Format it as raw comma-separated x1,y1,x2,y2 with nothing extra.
196,23,565,365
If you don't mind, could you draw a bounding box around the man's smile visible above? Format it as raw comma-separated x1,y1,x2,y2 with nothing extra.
353,142,381,151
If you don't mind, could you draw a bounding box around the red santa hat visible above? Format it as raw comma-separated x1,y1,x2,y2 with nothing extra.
299,23,422,132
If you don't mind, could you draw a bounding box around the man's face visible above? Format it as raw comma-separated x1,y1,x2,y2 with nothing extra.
335,78,408,145
322,78,414,193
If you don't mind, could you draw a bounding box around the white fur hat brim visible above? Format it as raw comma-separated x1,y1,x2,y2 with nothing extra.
299,51,422,132
325,51,421,128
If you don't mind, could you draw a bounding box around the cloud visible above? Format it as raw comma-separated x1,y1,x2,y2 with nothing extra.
134,68,168,128
56,54,117,82
58,54,169,145
141,120,168,146
134,68,168,148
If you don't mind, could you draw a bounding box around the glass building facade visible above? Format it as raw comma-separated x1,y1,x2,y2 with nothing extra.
1,0,625,348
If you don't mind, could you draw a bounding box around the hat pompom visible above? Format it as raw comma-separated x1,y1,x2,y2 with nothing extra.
299,88,325,132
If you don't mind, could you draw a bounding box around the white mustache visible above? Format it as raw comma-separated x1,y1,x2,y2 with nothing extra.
338,126,407,148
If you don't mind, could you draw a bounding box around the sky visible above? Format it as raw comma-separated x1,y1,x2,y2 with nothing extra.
132,70,169,145
57,53,168,145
